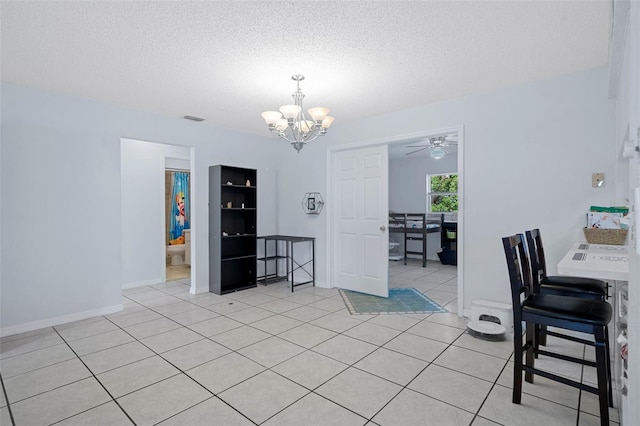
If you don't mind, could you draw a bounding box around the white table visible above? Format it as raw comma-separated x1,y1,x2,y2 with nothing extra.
557,242,629,417
557,242,629,281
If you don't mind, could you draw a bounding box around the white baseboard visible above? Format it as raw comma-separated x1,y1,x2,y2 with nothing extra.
1,304,123,338
122,277,164,290
190,285,209,295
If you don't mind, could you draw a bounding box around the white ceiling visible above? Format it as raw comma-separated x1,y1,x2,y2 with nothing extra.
1,1,611,139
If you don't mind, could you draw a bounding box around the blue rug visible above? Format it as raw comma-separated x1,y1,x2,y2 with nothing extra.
339,288,448,315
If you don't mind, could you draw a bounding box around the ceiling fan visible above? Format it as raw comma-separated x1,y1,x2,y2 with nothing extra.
405,135,458,159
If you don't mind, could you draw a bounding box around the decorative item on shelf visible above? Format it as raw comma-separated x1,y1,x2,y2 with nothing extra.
226,181,233,185
241,202,245,208
261,74,334,153
246,179,251,186
222,231,228,236
302,192,325,215
226,201,232,208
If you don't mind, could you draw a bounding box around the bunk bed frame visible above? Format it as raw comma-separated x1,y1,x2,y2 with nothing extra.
388,213,442,267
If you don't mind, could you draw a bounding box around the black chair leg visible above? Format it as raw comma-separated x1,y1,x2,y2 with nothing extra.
525,322,535,383
595,327,610,426
538,324,548,346
604,325,613,408
513,326,523,404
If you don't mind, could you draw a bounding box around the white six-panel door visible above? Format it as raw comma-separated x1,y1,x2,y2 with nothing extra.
332,145,389,297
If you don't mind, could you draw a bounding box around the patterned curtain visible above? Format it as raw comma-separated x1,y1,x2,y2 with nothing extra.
169,172,190,242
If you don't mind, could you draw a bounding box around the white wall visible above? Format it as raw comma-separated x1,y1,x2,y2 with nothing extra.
389,153,457,259
0,82,280,334
389,153,457,213
276,66,616,313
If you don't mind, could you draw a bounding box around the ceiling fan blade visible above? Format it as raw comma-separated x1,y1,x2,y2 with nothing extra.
406,144,430,148
405,146,430,155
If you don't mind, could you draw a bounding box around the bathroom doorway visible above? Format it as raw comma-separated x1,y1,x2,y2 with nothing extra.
165,162,191,282
121,139,194,290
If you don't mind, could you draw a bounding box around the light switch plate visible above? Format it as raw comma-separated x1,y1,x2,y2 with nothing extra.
592,173,605,188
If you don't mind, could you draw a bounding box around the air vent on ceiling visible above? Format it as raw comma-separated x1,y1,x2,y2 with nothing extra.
183,115,205,122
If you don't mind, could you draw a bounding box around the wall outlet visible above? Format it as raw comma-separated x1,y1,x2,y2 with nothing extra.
592,172,605,188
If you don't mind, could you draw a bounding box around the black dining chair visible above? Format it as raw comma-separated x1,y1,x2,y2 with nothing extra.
525,228,607,300
525,229,609,350
502,233,613,426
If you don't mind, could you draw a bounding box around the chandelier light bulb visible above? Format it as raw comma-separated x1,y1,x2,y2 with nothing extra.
261,111,282,125
321,116,334,129
308,107,330,122
275,119,288,132
279,104,302,119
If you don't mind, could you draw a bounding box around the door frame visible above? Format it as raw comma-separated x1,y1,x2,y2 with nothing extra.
326,125,465,314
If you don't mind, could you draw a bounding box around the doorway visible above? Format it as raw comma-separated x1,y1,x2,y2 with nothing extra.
165,167,191,282
327,126,464,313
120,138,194,291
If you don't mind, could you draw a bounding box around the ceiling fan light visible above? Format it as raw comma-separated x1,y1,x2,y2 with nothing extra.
430,147,447,160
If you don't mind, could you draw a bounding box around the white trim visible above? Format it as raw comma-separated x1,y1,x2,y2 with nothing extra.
456,125,465,316
122,278,164,290
326,125,465,314
609,0,631,99
1,304,123,338
189,146,197,294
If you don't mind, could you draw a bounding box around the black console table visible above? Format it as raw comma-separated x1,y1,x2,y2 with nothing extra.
257,235,315,292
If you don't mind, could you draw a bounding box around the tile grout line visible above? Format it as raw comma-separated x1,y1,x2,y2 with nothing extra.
47,327,138,426
0,372,16,426
99,311,261,425
3,264,463,425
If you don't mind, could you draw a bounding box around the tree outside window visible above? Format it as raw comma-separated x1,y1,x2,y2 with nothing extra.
428,173,458,212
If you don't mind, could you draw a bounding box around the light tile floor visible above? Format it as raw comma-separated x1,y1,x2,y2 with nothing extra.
0,259,619,425
166,262,190,282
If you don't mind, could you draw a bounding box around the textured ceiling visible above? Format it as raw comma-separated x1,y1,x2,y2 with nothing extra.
1,1,611,138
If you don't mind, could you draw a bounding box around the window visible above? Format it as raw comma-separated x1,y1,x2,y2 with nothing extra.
427,173,458,212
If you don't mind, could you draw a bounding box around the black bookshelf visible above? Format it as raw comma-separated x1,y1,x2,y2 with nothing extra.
209,165,257,294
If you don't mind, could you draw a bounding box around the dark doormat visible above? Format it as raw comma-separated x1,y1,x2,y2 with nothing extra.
339,288,448,315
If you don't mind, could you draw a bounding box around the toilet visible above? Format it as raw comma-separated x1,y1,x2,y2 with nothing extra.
166,244,186,265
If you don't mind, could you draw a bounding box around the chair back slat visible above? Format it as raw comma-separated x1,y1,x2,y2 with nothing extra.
525,228,548,292
502,234,534,323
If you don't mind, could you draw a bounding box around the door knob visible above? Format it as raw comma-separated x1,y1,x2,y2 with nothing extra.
380,225,386,232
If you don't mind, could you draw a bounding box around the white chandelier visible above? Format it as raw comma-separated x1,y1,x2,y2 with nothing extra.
261,74,334,153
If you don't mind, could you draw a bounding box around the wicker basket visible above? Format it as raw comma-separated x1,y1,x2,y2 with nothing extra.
583,228,628,245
